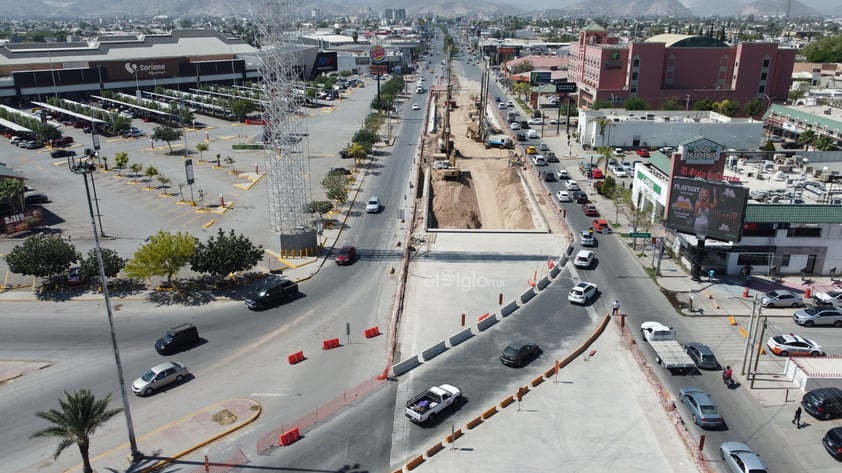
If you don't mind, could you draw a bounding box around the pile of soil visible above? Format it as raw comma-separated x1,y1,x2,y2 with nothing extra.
429,172,481,229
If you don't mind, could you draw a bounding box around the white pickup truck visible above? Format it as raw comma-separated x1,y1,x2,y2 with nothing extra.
640,322,696,373
813,288,842,307
405,384,462,424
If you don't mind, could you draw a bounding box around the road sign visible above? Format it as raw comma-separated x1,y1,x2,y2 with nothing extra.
629,232,651,238
555,81,577,94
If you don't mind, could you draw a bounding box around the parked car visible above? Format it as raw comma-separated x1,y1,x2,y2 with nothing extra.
793,307,842,327
132,361,189,396
781,140,803,149
412,103,420,111
636,148,650,157
612,167,628,178
366,196,381,213
803,387,842,420
335,245,357,265
52,136,74,147
573,250,595,269
591,218,610,233
760,289,803,308
65,266,86,286
328,167,351,176
823,427,842,460
766,333,824,357
613,148,624,157
719,442,768,473
24,191,49,205
499,340,539,367
590,168,604,179
155,323,200,355
556,190,571,202
684,342,719,370
50,149,76,159
679,387,724,429
527,118,544,125
581,203,599,217
568,282,598,304
243,279,299,310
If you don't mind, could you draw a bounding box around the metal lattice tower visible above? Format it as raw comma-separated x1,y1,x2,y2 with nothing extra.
256,0,316,254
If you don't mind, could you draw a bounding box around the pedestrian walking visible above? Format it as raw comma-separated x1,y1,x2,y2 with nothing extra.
793,406,802,427
708,269,715,283
612,300,620,316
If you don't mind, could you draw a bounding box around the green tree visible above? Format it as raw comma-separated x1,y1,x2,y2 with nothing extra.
144,166,159,189
157,175,171,193
195,143,209,162
761,140,776,152
304,200,334,224
623,96,650,110
815,135,837,151
79,248,126,282
129,163,143,179
798,129,818,150
512,81,531,100
693,98,715,111
660,97,683,111
321,174,348,204
189,229,264,278
351,129,379,152
31,389,123,473
5,235,80,284
0,178,25,214
150,125,183,154
113,152,129,176
714,99,741,117
110,115,131,134
801,34,842,63
591,100,612,110
229,99,257,121
744,98,763,118
124,231,197,286
346,142,368,168
510,60,534,74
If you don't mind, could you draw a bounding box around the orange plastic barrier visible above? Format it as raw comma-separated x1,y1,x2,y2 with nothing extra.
322,338,341,350
805,287,812,298
477,313,490,322
364,326,381,338
287,351,305,364
279,427,300,446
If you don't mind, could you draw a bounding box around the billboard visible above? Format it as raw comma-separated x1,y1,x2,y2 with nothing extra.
665,177,748,243
530,71,551,85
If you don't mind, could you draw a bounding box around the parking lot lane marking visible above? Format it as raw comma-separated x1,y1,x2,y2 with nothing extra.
181,213,206,228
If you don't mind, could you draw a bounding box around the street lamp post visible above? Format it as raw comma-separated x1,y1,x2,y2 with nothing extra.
66,156,141,462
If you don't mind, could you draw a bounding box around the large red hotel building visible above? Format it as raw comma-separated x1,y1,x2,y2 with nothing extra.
568,23,796,111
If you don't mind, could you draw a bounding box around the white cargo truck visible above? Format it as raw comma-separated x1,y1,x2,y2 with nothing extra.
640,322,696,373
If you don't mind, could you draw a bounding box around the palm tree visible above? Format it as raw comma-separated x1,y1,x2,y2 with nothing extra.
0,178,25,214
798,130,817,151
129,163,143,179
31,389,123,473
195,143,209,162
114,152,129,176
144,166,159,189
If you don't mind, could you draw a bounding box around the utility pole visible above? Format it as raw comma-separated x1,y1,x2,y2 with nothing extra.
750,317,768,389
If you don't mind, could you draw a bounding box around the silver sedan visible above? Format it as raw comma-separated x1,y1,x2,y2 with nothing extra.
793,307,842,327
132,361,189,396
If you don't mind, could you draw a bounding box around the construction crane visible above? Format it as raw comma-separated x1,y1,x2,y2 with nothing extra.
439,46,460,180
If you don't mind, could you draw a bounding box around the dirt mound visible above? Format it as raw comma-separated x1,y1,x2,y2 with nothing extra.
429,173,482,229
495,167,533,229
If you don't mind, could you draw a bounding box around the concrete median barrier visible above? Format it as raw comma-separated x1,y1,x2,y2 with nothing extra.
421,340,448,361
392,355,422,376
500,300,519,317
448,328,474,347
476,313,498,331
536,275,550,290
550,264,561,278
520,288,536,304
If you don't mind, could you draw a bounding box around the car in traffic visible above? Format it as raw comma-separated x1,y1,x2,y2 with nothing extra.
412,103,420,111
565,181,580,191
719,441,768,473
556,190,571,202
573,250,595,269
793,307,842,327
335,245,357,265
556,169,569,180
155,323,200,355
515,132,527,142
579,231,595,247
506,101,514,107
510,122,521,130
684,342,719,370
760,289,803,308
497,102,506,109
591,218,610,233
568,282,598,304
766,333,824,357
581,203,599,217
572,190,589,204
499,340,540,367
823,426,842,460
530,155,547,166
537,143,549,151
366,196,381,213
527,118,544,125
243,279,299,310
679,387,724,429
131,361,189,396
545,151,558,162
803,387,842,420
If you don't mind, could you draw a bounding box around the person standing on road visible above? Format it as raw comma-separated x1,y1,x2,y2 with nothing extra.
793,406,802,428
612,300,620,316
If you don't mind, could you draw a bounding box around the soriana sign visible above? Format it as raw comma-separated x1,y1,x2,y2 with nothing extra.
369,45,387,64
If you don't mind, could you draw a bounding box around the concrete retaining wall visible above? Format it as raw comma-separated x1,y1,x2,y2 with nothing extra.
393,356,422,376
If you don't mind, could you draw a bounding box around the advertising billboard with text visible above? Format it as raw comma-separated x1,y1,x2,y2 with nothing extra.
665,177,748,243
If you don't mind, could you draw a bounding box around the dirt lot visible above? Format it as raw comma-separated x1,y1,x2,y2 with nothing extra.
426,75,533,230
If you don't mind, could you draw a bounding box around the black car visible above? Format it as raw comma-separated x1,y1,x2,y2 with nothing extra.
572,190,589,204
545,152,559,163
500,340,539,367
244,279,299,310
781,140,803,149
515,132,527,142
155,323,200,355
803,387,842,420
50,149,76,159
823,427,842,460
684,342,719,370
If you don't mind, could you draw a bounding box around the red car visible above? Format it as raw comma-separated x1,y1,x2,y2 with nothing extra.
590,168,604,179
636,149,650,157
582,204,599,217
335,245,357,265
592,218,611,233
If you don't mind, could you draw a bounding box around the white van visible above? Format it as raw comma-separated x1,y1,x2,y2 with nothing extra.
531,155,547,166
573,250,595,269
527,129,539,139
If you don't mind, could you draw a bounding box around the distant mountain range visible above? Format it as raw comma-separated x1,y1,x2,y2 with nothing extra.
0,0,835,20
